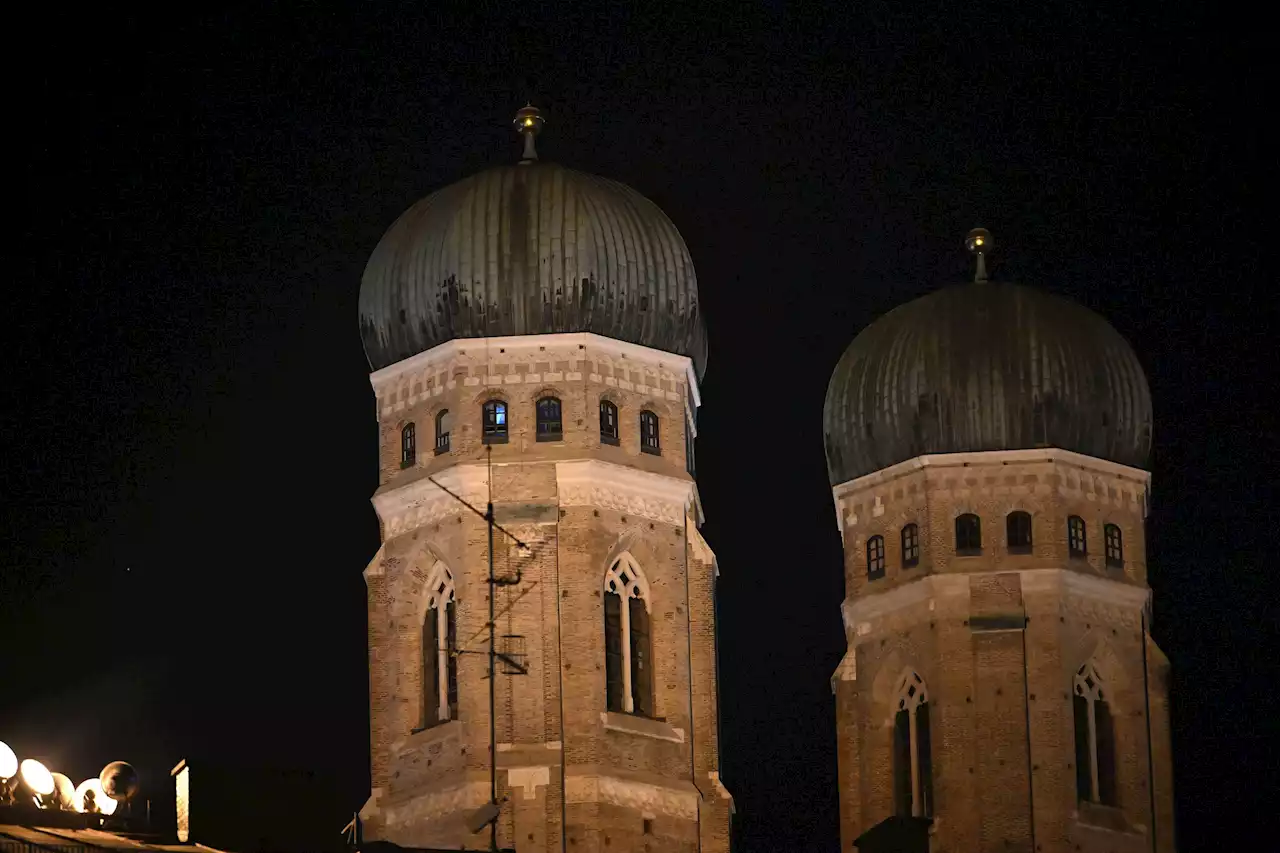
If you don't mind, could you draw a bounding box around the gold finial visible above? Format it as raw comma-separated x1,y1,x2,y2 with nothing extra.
965,227,993,282
513,104,545,162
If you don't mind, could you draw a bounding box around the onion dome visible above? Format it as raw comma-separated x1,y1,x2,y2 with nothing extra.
359,106,706,374
823,231,1152,485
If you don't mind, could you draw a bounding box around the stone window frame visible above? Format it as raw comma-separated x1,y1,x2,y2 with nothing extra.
1103,523,1124,569
639,410,661,455
535,395,564,442
955,513,982,555
1006,510,1033,554
901,523,920,568
603,553,655,717
417,563,458,731
892,670,934,818
866,535,886,580
1068,515,1088,558
434,408,452,455
482,398,509,444
400,422,416,468
599,398,620,446
1073,661,1118,806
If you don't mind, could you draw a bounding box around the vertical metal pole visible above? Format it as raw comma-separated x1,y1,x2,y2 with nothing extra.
1142,608,1157,853
488,499,498,853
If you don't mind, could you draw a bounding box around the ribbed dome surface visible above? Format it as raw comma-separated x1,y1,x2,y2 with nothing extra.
823,282,1152,485
359,161,706,374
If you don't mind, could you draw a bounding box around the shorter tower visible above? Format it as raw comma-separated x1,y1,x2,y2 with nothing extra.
824,234,1175,853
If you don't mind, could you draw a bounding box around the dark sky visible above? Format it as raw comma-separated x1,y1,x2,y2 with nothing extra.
3,3,1270,852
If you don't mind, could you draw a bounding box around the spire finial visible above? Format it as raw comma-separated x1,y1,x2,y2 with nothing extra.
965,228,993,282
513,104,545,162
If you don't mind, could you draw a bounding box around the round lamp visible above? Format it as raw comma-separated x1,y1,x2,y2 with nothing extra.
20,759,55,796
0,741,16,780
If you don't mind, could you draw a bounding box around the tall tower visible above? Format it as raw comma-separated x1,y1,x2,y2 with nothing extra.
823,233,1175,853
355,109,732,853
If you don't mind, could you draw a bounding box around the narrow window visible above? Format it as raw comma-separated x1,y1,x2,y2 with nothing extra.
1104,523,1124,568
901,523,920,568
599,399,620,445
685,416,696,477
1068,515,1088,558
400,423,416,468
434,409,452,454
1073,662,1117,806
536,396,563,441
955,513,982,554
482,400,508,444
420,565,457,729
640,410,661,455
604,555,653,716
1006,511,1033,553
866,535,886,580
893,671,934,818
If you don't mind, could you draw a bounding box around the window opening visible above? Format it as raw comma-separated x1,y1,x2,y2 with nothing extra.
600,400,619,445
434,409,452,454
640,410,661,455
420,565,458,729
893,671,934,818
901,524,920,568
400,423,416,468
482,400,508,444
1104,524,1124,568
955,513,982,554
1068,515,1088,558
604,555,653,716
536,397,563,441
1007,511,1033,553
867,535,886,580
1073,661,1117,805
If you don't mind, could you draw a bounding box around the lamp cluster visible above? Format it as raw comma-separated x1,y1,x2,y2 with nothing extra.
0,739,137,815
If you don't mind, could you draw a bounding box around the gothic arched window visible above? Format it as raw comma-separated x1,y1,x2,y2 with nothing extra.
600,400,620,445
1068,515,1088,558
1104,523,1124,568
955,513,982,554
420,565,458,729
867,535,886,580
536,397,563,441
901,524,920,568
892,671,934,818
640,410,661,455
482,400,508,444
1073,662,1117,806
434,409,452,454
1007,510,1033,553
603,555,653,716
401,423,416,468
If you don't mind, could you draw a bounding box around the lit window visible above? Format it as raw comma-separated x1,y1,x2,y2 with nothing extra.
901,524,920,568
536,397,563,441
640,411,661,455
600,400,619,445
1073,661,1117,806
400,423,416,468
867,535,886,580
893,671,934,818
434,409,452,454
1068,516,1088,558
955,513,982,554
1104,524,1124,568
604,555,653,716
482,400,508,444
420,565,458,729
1007,511,1033,553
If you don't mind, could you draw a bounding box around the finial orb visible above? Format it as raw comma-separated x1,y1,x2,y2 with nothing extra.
513,104,545,136
965,227,992,254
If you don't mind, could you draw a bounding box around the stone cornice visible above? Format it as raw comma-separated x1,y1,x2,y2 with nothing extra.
371,464,490,538
556,460,699,527
565,770,699,820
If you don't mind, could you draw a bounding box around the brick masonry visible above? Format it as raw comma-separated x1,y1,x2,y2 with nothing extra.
359,334,731,853
831,449,1176,853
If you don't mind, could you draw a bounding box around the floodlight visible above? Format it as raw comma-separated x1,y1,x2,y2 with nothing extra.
0,741,16,779
75,778,118,815
99,760,139,802
19,759,54,796
49,772,75,809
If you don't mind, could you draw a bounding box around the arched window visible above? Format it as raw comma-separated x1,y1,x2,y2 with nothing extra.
536,397,563,441
600,400,619,445
420,565,458,729
1006,511,1033,553
1073,662,1117,806
603,555,653,716
639,410,661,455
1104,523,1124,568
482,400,508,444
893,671,934,818
866,535,886,580
955,513,982,554
901,524,920,568
400,423,416,468
1068,515,1088,558
434,409,452,454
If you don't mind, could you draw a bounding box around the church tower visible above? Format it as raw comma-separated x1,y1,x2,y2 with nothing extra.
824,232,1175,853
355,109,732,853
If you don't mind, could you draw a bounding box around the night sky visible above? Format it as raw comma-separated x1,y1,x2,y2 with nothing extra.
3,4,1269,852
